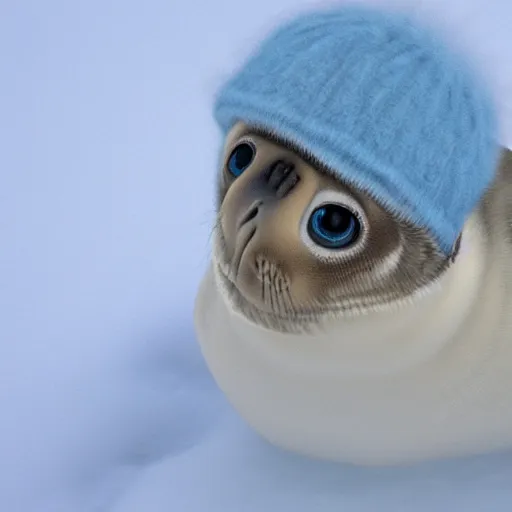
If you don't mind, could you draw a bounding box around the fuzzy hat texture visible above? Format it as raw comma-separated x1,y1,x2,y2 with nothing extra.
213,5,500,254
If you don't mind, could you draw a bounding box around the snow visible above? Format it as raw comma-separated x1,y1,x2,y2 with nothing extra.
0,0,511,511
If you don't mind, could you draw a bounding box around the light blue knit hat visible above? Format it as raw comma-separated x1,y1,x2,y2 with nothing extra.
214,5,500,254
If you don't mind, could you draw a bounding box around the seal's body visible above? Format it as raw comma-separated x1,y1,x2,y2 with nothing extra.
193,6,509,465
195,139,512,465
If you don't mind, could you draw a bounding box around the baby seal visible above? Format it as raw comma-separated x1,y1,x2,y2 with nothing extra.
194,6,511,465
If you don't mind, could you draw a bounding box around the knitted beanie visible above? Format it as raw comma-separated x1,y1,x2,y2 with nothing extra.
213,6,500,255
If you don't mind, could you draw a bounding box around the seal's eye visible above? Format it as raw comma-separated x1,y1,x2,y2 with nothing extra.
308,204,361,249
227,142,255,177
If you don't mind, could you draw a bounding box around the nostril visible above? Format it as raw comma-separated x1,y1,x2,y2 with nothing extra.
263,160,300,199
238,202,261,228
246,206,258,223
276,169,299,199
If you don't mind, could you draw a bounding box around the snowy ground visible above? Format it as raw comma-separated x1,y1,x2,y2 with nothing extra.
1,1,512,511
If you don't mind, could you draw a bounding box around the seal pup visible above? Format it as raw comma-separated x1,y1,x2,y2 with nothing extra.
194,6,510,465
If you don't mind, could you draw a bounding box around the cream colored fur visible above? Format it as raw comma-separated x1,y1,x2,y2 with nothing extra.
195,211,512,465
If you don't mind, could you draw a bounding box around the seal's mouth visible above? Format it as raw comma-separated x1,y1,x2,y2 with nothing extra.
214,260,286,319
212,259,327,335
214,260,256,311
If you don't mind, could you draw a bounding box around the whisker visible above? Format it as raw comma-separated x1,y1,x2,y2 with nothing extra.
275,279,283,315
277,280,288,316
285,287,295,314
269,280,276,314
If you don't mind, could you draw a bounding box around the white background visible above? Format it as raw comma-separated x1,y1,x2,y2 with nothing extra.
1,0,512,511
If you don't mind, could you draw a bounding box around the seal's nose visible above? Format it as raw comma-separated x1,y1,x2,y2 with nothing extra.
262,160,300,199
234,159,300,230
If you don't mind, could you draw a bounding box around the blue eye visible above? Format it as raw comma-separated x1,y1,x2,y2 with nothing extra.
227,142,255,177
308,204,361,249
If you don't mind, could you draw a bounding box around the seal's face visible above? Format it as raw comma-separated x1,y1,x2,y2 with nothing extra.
213,123,456,333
